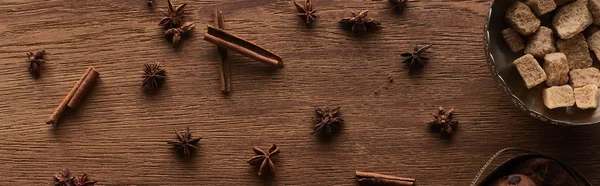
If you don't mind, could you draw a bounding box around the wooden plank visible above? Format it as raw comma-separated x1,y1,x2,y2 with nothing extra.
0,0,598,185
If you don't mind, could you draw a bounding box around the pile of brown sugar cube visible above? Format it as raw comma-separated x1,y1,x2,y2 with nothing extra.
504,0,600,110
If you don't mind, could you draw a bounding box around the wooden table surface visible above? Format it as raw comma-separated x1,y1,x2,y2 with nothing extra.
1,0,599,185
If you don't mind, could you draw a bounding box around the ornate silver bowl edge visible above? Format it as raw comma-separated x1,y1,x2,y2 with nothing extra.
483,0,597,126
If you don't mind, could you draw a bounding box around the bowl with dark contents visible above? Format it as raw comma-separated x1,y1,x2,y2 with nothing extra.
473,149,590,186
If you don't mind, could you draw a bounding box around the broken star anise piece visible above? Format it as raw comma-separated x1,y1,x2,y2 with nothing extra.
389,0,408,12
142,63,166,89
428,106,458,137
165,22,194,46
401,44,432,73
339,10,380,35
54,168,73,186
147,0,154,7
167,125,201,159
72,173,97,186
27,49,45,77
293,0,317,24
312,107,343,135
158,0,187,28
247,144,280,176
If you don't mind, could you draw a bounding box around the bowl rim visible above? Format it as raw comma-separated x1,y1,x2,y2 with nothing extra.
483,0,597,126
477,153,590,186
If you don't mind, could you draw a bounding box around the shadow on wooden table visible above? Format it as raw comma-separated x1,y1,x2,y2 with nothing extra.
247,165,279,186
171,146,204,172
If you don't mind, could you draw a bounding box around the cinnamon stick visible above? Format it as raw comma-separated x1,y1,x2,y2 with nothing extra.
46,67,99,125
213,10,231,93
203,25,284,67
355,171,416,186
67,68,99,108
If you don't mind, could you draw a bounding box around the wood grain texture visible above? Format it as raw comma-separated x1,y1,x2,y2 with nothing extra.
0,0,599,185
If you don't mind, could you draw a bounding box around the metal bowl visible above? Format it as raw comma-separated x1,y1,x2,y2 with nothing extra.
484,0,600,125
477,153,590,186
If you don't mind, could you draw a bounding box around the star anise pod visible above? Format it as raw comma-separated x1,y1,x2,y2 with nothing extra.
27,49,45,77
158,0,187,28
247,144,280,176
167,125,201,159
293,0,317,24
401,44,432,72
339,10,380,34
428,106,458,137
72,173,96,186
389,0,408,12
312,107,343,135
142,63,166,89
165,22,194,46
54,168,73,186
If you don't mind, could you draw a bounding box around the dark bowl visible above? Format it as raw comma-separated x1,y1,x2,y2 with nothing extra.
484,0,600,125
477,153,590,186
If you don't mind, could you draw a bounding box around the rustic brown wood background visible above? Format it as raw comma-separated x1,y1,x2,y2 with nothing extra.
1,0,599,185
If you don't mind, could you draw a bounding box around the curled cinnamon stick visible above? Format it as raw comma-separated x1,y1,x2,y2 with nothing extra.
214,10,231,93
204,25,283,67
355,171,416,186
68,68,99,108
46,67,99,125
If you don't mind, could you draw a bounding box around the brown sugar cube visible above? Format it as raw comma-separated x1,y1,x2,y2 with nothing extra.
543,53,570,86
588,30,600,59
555,0,575,6
552,0,593,39
503,28,526,52
543,85,575,109
590,0,600,26
574,84,599,109
506,1,541,36
524,0,557,16
513,54,547,89
557,34,593,69
525,26,556,58
569,67,600,87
